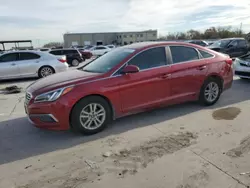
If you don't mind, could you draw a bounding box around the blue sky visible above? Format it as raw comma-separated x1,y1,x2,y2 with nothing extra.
0,0,250,47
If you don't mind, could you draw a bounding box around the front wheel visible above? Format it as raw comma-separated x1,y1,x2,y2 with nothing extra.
199,78,221,106
70,96,112,135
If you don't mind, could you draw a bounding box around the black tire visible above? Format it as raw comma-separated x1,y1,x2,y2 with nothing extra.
71,59,80,67
38,66,55,78
199,78,222,106
70,96,112,135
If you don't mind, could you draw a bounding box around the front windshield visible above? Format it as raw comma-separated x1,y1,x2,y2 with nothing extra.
82,48,135,73
211,40,231,48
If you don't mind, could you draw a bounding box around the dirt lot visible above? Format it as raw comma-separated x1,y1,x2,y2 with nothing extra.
0,76,250,188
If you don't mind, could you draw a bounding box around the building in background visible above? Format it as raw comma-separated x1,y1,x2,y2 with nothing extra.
63,30,157,47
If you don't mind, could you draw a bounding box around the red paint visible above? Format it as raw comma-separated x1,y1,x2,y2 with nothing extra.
26,42,233,131
79,50,93,59
121,65,139,74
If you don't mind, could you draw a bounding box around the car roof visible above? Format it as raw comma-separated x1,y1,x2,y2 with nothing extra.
120,41,200,50
220,38,245,40
50,48,79,51
0,50,55,57
2,50,37,53
189,40,207,42
50,48,77,50
1,50,44,54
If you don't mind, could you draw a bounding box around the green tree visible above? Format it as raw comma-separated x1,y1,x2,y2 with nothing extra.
164,25,245,40
43,42,64,48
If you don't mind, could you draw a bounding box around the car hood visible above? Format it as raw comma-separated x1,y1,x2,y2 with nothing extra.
27,69,102,95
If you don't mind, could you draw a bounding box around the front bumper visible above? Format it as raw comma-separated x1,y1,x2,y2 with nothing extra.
25,98,71,131
234,59,250,78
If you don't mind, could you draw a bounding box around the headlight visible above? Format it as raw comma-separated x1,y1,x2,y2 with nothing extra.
34,86,74,103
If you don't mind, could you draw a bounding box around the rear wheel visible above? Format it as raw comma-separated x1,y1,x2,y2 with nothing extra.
70,96,112,135
199,78,221,106
71,59,80,67
38,66,54,78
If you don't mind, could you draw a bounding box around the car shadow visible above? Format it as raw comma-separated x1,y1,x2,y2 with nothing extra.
0,78,249,165
0,77,38,84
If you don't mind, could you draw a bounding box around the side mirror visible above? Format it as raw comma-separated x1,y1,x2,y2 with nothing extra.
228,44,234,48
121,65,139,74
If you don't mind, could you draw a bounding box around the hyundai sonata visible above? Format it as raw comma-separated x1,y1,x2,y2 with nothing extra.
25,42,233,134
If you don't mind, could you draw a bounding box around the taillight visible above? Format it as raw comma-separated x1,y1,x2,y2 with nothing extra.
58,59,66,63
225,58,233,66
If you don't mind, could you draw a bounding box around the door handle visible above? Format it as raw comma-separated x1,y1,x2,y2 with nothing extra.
160,73,171,79
11,63,16,66
197,65,207,70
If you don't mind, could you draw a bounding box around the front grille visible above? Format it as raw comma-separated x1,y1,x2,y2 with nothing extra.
25,92,32,104
39,115,57,123
235,71,250,77
29,114,58,123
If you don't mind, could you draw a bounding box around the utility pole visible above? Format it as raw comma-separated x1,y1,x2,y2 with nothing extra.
240,22,243,32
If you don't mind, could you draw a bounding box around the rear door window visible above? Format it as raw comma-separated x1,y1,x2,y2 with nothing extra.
20,52,40,60
128,47,167,70
170,46,199,64
63,50,77,54
49,50,61,55
198,50,214,58
0,53,19,62
229,40,238,47
238,40,247,48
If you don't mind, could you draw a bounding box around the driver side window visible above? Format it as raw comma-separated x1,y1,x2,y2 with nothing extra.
127,47,167,70
229,40,238,47
0,53,19,63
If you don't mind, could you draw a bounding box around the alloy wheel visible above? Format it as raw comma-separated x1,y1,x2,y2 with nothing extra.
204,82,219,102
41,67,53,77
79,103,106,130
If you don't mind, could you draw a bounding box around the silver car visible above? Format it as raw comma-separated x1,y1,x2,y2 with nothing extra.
0,50,69,80
234,53,250,79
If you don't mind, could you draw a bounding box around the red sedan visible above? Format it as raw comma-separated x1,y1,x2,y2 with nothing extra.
25,42,233,135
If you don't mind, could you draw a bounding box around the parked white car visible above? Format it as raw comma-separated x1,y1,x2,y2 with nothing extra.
38,48,51,52
89,46,111,56
106,44,116,49
234,53,250,79
0,50,69,80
